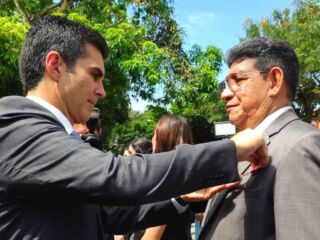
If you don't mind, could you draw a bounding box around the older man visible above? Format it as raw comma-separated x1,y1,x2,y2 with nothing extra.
199,37,320,240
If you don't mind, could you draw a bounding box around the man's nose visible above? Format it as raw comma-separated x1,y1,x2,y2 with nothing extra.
96,81,106,98
221,86,234,100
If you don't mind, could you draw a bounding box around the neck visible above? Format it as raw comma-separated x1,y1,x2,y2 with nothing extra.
27,80,73,124
237,100,291,131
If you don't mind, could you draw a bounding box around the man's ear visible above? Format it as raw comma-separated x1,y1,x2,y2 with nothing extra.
268,67,284,97
44,51,64,81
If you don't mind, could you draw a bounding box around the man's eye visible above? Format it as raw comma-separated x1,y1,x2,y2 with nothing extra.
91,70,101,80
234,75,247,83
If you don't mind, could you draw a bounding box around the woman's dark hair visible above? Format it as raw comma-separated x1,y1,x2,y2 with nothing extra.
153,115,193,153
129,138,153,154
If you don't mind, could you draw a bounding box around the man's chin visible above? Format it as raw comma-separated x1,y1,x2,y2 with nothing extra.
228,115,238,125
228,117,244,131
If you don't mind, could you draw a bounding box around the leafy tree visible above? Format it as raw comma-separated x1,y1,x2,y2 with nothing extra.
108,106,169,154
0,0,225,149
0,15,27,96
243,0,320,122
168,44,226,143
170,45,225,122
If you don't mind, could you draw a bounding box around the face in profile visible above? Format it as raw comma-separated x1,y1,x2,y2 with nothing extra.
221,58,272,130
58,44,106,124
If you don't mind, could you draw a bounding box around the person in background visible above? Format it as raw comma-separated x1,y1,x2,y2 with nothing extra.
127,138,153,155
116,137,152,240
0,15,269,239
82,108,104,150
73,108,104,150
141,115,227,240
86,107,103,138
199,37,320,240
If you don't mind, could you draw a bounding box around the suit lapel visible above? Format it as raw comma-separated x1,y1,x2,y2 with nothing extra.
202,189,227,227
200,160,261,238
201,161,251,237
264,109,299,138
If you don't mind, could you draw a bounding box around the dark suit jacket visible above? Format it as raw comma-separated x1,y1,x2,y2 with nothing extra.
199,109,320,240
0,96,239,240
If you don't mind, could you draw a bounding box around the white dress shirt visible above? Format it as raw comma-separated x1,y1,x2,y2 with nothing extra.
27,96,74,134
254,106,292,133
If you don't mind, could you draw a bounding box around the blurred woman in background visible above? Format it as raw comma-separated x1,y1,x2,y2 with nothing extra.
141,115,194,240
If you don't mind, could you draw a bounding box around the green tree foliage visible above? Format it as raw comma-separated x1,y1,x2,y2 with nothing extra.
171,45,225,122
0,15,27,96
243,0,320,122
108,106,169,154
110,43,225,150
170,44,226,143
0,0,225,150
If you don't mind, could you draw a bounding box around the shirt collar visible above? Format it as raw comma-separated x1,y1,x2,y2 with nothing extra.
26,96,74,134
254,106,292,134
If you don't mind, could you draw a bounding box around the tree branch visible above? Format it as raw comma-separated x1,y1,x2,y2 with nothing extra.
311,72,320,85
13,0,31,25
37,0,68,19
59,0,70,12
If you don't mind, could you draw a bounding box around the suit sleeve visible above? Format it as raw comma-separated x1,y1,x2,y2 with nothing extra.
99,200,194,234
0,116,239,205
274,131,320,239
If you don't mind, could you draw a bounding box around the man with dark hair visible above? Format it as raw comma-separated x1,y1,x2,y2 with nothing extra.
19,15,108,92
199,37,320,240
0,16,268,239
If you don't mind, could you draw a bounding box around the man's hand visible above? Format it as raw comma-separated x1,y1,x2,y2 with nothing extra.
231,129,268,170
180,181,241,202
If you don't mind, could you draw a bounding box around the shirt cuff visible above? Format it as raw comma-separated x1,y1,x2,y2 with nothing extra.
171,197,189,214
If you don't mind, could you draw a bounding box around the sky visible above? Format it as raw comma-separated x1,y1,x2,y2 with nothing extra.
131,0,295,111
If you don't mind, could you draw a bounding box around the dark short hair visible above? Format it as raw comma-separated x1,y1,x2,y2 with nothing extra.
154,115,193,153
129,138,152,154
226,37,299,100
19,15,109,91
